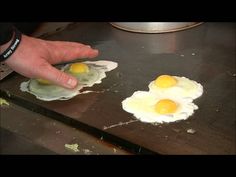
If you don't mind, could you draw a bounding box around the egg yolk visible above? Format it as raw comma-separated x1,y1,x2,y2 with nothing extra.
37,79,51,85
155,99,178,114
69,63,89,73
154,75,177,88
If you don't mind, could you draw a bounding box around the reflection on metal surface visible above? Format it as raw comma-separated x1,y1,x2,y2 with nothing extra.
103,119,139,130
32,22,75,38
111,23,206,54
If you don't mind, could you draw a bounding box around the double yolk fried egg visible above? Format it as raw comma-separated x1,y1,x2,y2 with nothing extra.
20,60,118,101
122,75,203,123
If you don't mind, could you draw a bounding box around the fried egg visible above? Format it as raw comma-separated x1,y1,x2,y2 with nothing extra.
122,91,198,123
148,75,203,100
20,60,118,101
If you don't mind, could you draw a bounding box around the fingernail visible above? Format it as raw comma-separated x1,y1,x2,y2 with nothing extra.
88,49,99,58
93,49,99,53
67,78,77,88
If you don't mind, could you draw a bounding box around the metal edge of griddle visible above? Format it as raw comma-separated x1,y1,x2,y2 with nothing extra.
0,90,158,155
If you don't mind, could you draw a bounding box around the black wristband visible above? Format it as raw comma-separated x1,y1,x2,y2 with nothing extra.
0,27,22,62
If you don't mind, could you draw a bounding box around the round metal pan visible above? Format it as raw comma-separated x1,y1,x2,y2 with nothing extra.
110,22,203,33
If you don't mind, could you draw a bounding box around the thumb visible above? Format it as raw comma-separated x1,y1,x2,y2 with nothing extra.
37,63,78,89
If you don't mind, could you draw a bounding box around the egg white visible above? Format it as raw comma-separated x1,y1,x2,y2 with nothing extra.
20,80,83,101
122,91,198,123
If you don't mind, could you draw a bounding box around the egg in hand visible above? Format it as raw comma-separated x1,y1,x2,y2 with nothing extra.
20,60,118,101
122,91,198,123
148,75,203,100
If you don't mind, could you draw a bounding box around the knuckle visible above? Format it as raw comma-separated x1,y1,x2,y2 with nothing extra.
35,62,50,75
55,71,68,83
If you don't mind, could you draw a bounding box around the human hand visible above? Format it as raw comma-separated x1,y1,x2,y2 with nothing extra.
2,34,98,89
